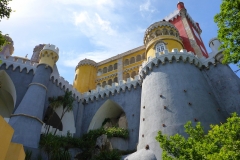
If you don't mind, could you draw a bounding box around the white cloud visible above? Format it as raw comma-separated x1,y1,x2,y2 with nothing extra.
140,0,155,13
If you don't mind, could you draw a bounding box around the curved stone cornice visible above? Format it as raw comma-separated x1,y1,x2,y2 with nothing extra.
139,49,218,78
75,58,97,70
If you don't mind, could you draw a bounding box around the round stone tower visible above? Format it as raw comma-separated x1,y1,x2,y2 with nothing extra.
73,59,97,93
138,21,225,159
9,44,59,148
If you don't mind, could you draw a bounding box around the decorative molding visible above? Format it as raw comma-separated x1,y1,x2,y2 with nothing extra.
96,73,118,82
10,113,44,124
41,44,59,55
75,58,97,70
29,83,47,91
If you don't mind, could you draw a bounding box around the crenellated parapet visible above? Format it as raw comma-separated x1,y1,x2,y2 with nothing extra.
0,55,37,73
82,75,142,103
139,49,219,78
50,74,82,101
75,58,97,70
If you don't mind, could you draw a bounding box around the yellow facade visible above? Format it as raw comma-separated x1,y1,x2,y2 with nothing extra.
74,65,97,93
0,116,25,160
146,36,183,59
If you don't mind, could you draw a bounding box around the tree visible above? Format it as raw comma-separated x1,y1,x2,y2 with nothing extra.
47,91,74,135
156,113,240,160
0,0,12,47
214,0,240,65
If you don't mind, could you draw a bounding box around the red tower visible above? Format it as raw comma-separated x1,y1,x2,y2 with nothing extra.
165,2,208,58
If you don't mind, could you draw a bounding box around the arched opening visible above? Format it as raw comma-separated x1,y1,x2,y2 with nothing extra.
102,81,107,88
108,65,113,72
0,70,16,122
114,77,118,83
131,71,137,78
114,63,118,70
108,79,113,86
88,99,127,131
136,55,141,62
124,73,130,81
130,57,135,64
97,69,102,76
103,67,107,73
169,30,174,36
142,53,146,60
124,59,129,66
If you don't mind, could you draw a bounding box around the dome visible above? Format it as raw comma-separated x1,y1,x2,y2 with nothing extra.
143,20,180,46
75,58,97,70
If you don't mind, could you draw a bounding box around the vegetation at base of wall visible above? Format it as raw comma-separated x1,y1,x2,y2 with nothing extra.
91,149,121,160
101,118,111,127
25,150,32,160
40,127,129,160
156,113,240,160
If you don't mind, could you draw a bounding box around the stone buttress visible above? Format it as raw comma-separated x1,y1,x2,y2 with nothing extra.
9,44,59,148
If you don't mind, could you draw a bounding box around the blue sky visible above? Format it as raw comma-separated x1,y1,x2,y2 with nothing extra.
1,0,238,83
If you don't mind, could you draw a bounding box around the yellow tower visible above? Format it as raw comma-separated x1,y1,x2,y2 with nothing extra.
39,44,59,70
74,59,97,93
144,20,183,59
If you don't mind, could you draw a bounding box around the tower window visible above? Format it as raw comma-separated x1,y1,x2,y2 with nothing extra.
155,43,166,53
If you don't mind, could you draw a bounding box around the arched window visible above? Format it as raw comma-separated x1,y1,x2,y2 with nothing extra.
103,67,107,73
136,55,141,62
169,30,174,36
114,77,118,83
142,53,146,60
97,83,101,87
131,71,137,78
155,43,166,53
114,63,118,70
97,69,102,76
108,65,113,72
102,81,107,88
108,79,112,86
75,74,77,81
130,57,135,64
163,28,168,35
124,59,129,66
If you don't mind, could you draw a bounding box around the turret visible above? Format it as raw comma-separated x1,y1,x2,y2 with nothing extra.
143,20,183,60
73,59,97,93
9,44,59,148
209,38,222,57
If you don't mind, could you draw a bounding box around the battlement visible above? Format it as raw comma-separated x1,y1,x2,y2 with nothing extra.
42,44,59,55
82,75,142,103
50,74,82,101
139,49,217,77
0,55,37,73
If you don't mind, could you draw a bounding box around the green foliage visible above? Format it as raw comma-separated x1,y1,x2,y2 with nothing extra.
40,127,129,160
0,0,12,20
214,0,240,65
91,149,121,160
25,150,32,160
156,113,240,160
0,0,12,47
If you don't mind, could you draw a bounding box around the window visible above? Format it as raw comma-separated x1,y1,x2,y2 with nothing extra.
163,28,168,35
124,59,129,66
130,57,135,64
108,65,113,72
114,77,118,83
169,30,174,36
97,69,102,76
155,43,166,53
103,67,107,73
142,53,146,60
97,83,101,87
131,71,137,78
108,79,112,86
136,55,141,62
114,63,118,70
102,81,107,88
124,73,130,81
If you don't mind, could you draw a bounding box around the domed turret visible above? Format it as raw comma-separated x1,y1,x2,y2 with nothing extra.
73,58,97,93
144,20,183,60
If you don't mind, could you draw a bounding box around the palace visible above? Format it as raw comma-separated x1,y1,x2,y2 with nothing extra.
1,2,240,160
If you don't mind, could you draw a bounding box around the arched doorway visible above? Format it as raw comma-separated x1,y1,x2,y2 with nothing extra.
0,70,16,122
88,99,127,131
